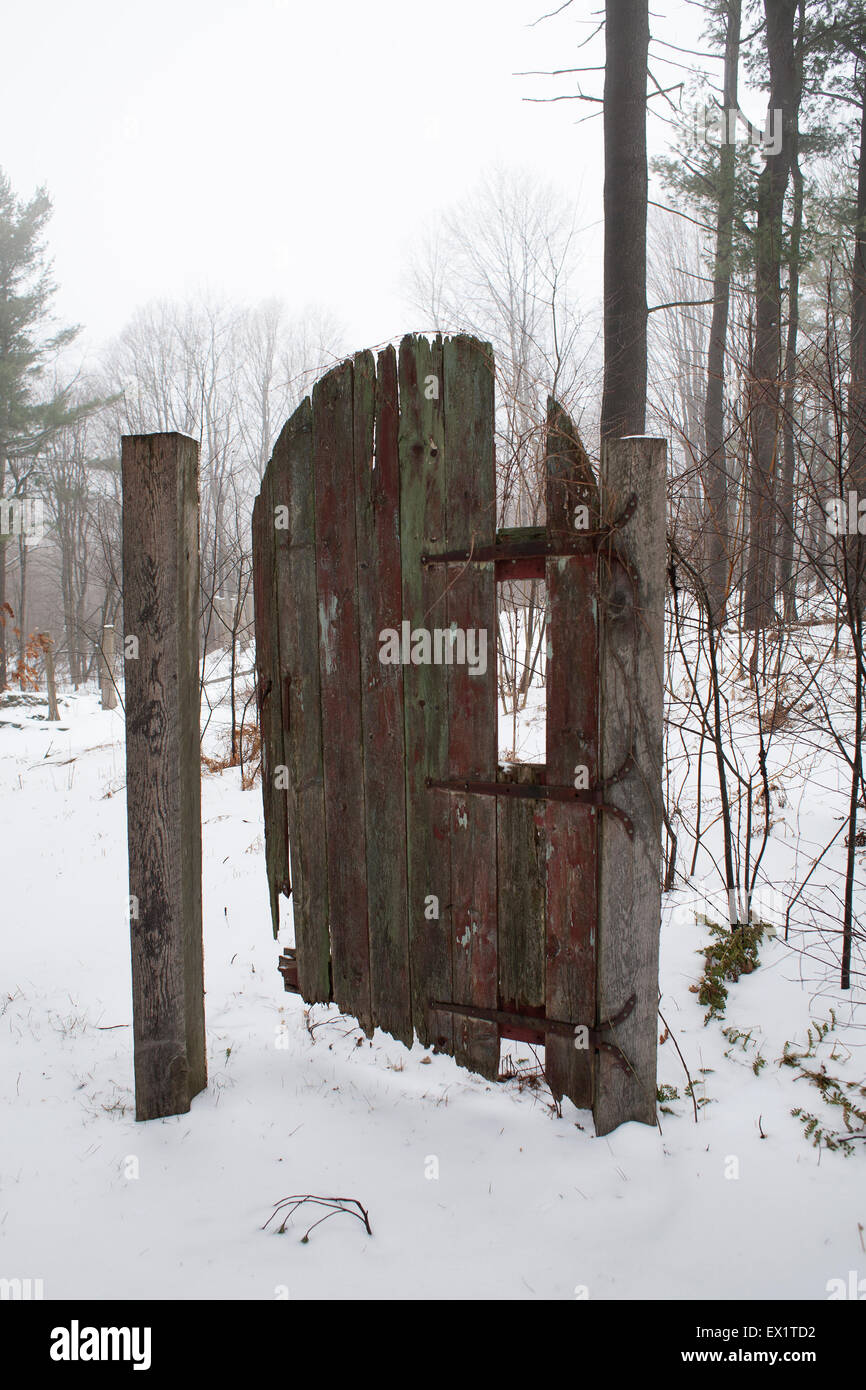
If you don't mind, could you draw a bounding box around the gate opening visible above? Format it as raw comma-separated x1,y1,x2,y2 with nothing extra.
497,575,547,765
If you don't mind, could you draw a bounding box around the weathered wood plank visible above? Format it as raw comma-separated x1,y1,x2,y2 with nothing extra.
443,335,499,1079
274,399,331,1003
264,460,292,924
251,489,269,913
354,347,412,1043
267,449,292,914
399,335,452,1051
121,432,206,1121
251,465,284,938
314,361,372,1031
497,763,546,1016
595,435,666,1135
544,400,599,1110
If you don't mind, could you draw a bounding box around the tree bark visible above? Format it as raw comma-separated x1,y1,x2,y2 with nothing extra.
16,532,28,688
43,633,59,721
743,0,798,630
100,623,117,709
0,447,7,690
778,150,803,621
704,0,742,623
848,74,866,611
600,0,649,442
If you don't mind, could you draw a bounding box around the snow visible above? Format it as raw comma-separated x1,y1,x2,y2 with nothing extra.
0,651,863,1301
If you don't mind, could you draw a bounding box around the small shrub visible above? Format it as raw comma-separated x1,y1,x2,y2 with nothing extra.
201,718,262,788
696,918,765,1022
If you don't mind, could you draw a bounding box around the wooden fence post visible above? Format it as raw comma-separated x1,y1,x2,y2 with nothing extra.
100,623,117,709
42,633,59,721
121,432,206,1121
595,435,666,1135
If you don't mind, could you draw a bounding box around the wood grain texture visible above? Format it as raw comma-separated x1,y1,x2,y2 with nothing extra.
355,347,412,1043
399,335,452,1051
273,399,332,1002
443,335,499,1079
497,763,546,1015
595,435,666,1135
263,461,291,926
544,401,600,1110
251,490,270,921
314,361,372,1031
251,465,283,938
267,439,292,912
122,432,206,1121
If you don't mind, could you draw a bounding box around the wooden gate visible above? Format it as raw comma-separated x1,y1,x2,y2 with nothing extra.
252,334,665,1135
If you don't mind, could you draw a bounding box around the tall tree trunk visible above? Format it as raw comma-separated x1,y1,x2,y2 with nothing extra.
743,0,798,630
778,150,802,621
704,0,742,624
848,74,866,613
0,447,7,690
16,531,28,687
60,539,81,686
600,0,649,442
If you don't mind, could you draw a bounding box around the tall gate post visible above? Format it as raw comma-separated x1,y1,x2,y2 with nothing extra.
595,435,666,1135
121,432,207,1121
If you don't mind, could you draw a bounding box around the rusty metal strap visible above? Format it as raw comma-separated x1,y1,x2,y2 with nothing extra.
425,776,634,838
420,494,637,567
431,995,637,1076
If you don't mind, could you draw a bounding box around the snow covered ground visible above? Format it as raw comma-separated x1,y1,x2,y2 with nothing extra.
0,650,864,1301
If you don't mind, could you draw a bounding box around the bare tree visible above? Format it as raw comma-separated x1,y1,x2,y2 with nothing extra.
100,291,343,734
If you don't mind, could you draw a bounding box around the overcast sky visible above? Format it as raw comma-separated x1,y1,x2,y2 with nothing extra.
3,0,715,365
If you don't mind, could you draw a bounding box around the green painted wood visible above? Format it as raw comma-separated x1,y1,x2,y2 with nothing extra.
544,399,599,1110
496,526,546,545
269,447,295,920
399,334,452,1051
314,361,372,1031
443,335,499,1079
354,347,412,1043
497,763,546,1015
271,400,331,1002
250,347,665,1138
251,464,283,939
265,456,292,920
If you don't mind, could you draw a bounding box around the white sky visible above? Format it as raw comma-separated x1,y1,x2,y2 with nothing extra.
2,0,714,363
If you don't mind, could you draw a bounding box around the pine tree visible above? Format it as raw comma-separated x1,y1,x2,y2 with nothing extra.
0,168,82,689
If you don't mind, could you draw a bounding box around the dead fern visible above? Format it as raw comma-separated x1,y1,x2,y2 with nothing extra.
263,1195,372,1243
